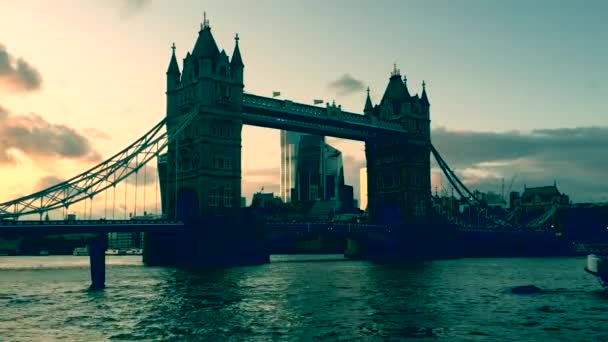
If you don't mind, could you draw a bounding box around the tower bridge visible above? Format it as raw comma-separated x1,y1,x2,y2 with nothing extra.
161,20,431,224
0,18,541,289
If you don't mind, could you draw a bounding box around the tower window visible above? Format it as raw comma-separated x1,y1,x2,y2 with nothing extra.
223,183,232,207
209,183,219,207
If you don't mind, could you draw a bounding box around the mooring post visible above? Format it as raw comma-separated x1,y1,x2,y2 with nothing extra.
88,234,108,290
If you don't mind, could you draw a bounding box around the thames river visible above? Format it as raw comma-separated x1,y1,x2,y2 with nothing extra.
1,255,606,341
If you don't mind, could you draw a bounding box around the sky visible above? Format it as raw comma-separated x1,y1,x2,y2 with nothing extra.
1,0,607,219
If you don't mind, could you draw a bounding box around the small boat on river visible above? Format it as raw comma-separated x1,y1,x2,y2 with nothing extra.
585,254,608,289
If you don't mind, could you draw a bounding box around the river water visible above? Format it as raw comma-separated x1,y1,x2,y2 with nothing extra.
1,255,607,341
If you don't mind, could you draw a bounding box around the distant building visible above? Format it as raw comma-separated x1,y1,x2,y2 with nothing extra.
279,131,349,204
108,232,143,249
359,167,367,210
251,192,281,208
473,190,507,209
280,131,304,202
510,183,570,209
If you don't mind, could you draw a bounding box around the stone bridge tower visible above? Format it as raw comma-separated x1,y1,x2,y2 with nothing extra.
364,65,431,225
159,18,244,220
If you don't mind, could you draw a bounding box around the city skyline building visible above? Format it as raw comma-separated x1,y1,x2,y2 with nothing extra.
279,130,347,204
360,167,368,211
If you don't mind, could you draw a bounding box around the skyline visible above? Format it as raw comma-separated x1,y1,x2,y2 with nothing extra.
1,0,608,215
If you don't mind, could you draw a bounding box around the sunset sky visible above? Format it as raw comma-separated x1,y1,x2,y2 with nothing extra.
1,0,607,218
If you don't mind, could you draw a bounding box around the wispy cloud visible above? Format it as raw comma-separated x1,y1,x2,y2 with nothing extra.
33,175,65,191
117,0,151,18
0,43,42,93
83,127,111,140
328,74,366,96
0,104,102,165
432,126,608,202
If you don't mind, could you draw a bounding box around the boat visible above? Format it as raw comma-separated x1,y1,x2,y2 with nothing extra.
105,248,120,255
124,248,143,255
73,247,89,256
585,254,608,289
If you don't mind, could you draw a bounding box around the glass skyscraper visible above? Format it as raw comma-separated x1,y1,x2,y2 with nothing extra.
280,130,345,203
280,130,303,202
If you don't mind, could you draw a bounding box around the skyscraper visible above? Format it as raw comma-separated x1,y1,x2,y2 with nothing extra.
280,130,347,203
280,130,304,202
360,167,367,211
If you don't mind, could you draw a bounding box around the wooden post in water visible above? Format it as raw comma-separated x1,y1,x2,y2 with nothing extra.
88,234,107,290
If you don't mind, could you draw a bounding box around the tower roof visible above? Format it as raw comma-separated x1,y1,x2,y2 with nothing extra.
167,43,180,75
381,64,410,104
420,80,430,106
230,33,244,67
192,17,220,58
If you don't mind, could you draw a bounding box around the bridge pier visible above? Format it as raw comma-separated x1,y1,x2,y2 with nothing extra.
88,234,107,290
144,210,269,268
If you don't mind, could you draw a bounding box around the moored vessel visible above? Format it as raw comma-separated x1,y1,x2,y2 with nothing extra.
584,254,608,289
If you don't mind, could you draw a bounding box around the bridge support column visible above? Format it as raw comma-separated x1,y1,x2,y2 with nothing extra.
344,238,363,259
88,234,107,290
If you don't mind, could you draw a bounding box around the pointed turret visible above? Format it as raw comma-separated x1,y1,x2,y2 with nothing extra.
364,87,374,115
192,14,220,58
230,33,244,84
230,33,244,68
167,43,180,75
420,80,430,106
402,74,411,98
166,43,181,91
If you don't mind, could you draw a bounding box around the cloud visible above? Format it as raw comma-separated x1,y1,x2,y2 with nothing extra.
0,105,102,165
83,127,111,140
328,74,366,96
0,43,43,92
34,175,65,191
124,164,157,186
243,167,280,178
431,126,608,202
118,0,151,17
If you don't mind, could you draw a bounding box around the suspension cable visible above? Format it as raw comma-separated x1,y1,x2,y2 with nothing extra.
143,161,147,215
155,146,159,216
124,179,128,219
134,155,138,217
104,188,108,219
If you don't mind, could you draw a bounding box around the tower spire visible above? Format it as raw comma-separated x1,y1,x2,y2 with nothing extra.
402,74,411,98
166,42,180,75
230,32,244,67
364,86,374,113
420,80,430,106
202,11,210,29
391,63,400,77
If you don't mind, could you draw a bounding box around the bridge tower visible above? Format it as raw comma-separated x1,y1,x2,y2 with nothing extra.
364,66,431,225
160,19,244,220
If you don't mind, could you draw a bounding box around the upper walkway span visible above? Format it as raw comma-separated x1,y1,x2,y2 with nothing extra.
242,93,408,140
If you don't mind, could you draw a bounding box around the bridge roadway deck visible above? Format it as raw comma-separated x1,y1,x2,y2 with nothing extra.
0,219,185,235
0,220,392,236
